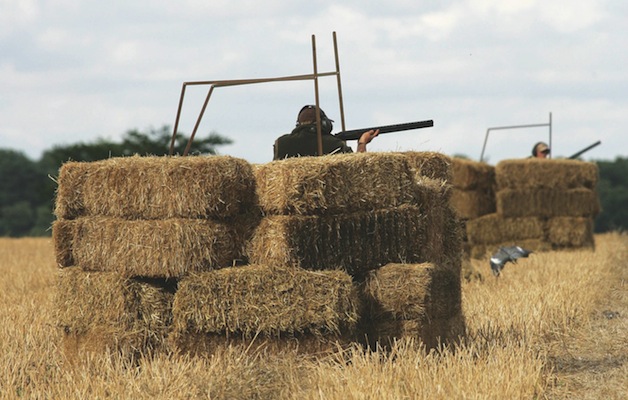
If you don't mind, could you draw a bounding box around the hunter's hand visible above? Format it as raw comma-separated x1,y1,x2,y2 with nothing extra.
356,129,379,153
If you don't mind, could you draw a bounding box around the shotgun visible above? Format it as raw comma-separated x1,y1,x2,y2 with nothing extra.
333,119,434,141
568,140,601,160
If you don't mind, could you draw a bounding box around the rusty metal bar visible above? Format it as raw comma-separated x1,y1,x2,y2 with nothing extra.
169,84,187,155
480,112,553,162
333,31,346,132
312,34,324,156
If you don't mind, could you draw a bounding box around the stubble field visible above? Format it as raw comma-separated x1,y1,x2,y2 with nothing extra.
0,233,626,399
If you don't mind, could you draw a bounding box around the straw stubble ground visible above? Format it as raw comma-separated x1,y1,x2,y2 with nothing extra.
0,234,626,399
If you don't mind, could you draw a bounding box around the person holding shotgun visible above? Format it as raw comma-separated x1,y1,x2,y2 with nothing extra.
273,105,379,160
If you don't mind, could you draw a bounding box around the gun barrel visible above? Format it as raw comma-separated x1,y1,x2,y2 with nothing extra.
568,140,601,160
333,119,434,141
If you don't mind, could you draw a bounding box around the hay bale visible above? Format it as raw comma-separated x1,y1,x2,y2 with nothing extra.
451,158,495,191
56,268,175,359
400,151,453,182
54,155,256,220
247,205,434,276
547,217,595,248
495,159,598,190
450,188,496,219
171,265,360,338
57,217,244,277
254,152,419,215
496,188,600,218
465,213,544,245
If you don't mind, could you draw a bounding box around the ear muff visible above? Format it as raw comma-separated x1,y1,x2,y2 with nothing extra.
298,105,333,135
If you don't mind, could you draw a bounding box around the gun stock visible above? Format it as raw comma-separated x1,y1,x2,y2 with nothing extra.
333,119,434,141
568,140,601,160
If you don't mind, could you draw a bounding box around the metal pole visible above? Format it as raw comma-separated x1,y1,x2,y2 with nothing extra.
312,34,323,156
169,85,187,155
184,85,215,156
333,31,346,132
548,112,553,159
479,120,552,162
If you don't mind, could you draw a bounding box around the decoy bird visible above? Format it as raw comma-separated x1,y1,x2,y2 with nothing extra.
490,246,532,277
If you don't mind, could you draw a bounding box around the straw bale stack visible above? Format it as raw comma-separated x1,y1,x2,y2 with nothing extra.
466,159,600,258
53,151,464,356
53,155,260,357
250,152,464,349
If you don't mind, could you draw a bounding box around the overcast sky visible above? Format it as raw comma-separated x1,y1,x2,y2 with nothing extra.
2,0,626,165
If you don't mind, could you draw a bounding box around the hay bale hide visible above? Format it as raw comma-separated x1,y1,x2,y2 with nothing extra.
254,152,419,215
495,159,599,190
496,188,600,218
54,155,256,220
54,217,247,278
56,267,175,358
171,265,360,338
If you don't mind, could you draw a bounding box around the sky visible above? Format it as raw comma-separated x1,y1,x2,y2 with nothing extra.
1,0,627,165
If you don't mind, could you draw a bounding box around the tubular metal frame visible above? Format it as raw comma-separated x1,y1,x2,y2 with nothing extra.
169,32,346,156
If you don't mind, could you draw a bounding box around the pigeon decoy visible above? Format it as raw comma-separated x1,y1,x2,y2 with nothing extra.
489,246,533,277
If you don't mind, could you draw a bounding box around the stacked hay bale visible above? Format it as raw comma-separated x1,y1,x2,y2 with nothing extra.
53,151,465,357
53,155,259,359
466,158,600,258
250,152,464,350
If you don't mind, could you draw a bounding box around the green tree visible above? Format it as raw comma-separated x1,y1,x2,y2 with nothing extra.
595,157,628,232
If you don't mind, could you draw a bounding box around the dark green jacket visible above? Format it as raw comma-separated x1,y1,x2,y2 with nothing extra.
273,124,353,160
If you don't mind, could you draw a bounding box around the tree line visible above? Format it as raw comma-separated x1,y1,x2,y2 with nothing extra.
0,127,626,236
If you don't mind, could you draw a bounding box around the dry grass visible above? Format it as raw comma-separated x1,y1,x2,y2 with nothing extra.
1,233,626,399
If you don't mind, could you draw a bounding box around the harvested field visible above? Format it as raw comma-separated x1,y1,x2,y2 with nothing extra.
2,234,625,398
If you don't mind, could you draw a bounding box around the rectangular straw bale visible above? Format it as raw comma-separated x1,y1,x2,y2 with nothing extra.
247,204,431,276
451,158,495,190
67,217,242,278
172,265,360,338
399,151,453,182
54,155,256,220
254,152,419,215
495,159,598,190
496,188,600,218
466,213,544,245
547,216,594,248
470,238,552,259
56,268,175,358
450,188,496,219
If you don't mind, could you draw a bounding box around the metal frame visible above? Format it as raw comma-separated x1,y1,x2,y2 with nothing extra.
169,32,346,156
479,112,552,162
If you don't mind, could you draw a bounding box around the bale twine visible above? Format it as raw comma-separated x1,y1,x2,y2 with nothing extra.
54,155,256,220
